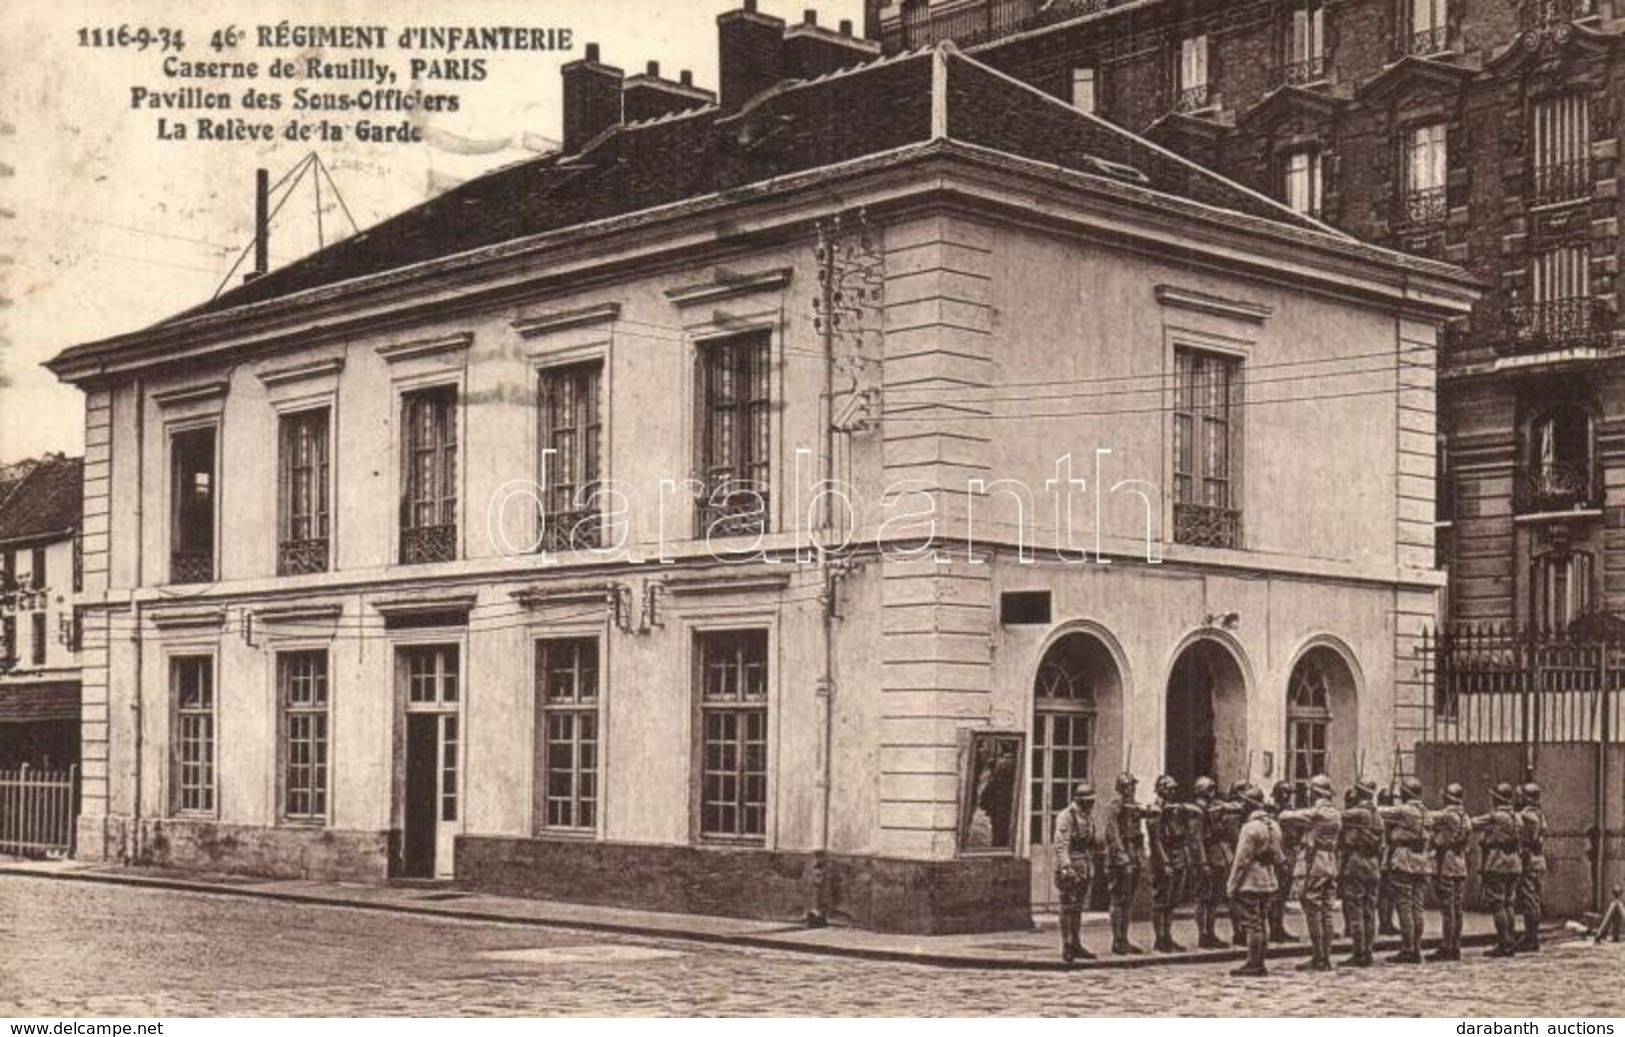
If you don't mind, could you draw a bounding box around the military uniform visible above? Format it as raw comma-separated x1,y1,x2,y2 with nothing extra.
1052,794,1100,962
1193,780,1235,950
1427,792,1470,962
1103,777,1148,955
1377,782,1431,963
1219,782,1249,947
1516,790,1547,952
1339,788,1383,966
1376,790,1399,936
1278,781,1341,970
1227,792,1282,977
1471,791,1524,957
1268,783,1302,943
1148,779,1201,953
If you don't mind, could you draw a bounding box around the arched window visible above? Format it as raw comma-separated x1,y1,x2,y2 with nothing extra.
1286,657,1332,784
1030,637,1101,846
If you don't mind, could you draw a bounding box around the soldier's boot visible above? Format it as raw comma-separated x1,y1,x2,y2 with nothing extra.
1268,898,1298,943
1516,913,1541,952
1295,921,1331,971
1231,931,1268,977
1109,908,1144,955
1424,920,1455,962
1451,909,1466,956
1198,906,1227,950
1230,919,1247,947
1484,912,1515,957
1061,912,1077,963
1385,915,1422,965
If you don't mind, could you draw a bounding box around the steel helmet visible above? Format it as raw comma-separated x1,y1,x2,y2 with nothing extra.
1271,780,1294,804
1227,779,1250,799
1520,781,1542,805
1193,776,1218,799
1354,778,1378,801
1237,784,1267,810
1399,777,1424,802
1072,782,1097,803
1491,782,1516,805
1443,782,1464,805
1343,787,1360,808
1154,774,1179,800
1115,772,1138,796
1308,774,1334,800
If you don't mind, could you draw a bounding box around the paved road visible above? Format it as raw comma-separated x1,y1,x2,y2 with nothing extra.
1,876,1620,1016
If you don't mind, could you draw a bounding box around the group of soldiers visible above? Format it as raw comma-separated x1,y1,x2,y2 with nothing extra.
1051,771,1548,975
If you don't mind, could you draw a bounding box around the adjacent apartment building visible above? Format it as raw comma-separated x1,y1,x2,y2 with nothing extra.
48,6,1472,931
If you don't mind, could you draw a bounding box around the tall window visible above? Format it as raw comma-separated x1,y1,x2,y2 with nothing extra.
1071,67,1097,114
1030,635,1101,848
30,613,46,667
1,616,15,666
279,650,329,822
400,386,458,564
539,362,604,552
536,638,599,831
172,655,215,814
1533,551,1594,631
1403,123,1448,225
1176,35,1210,111
29,548,45,591
278,409,330,575
698,334,771,538
1173,349,1242,548
697,630,768,842
1532,245,1589,305
1283,2,1327,84
1287,657,1332,783
170,427,216,585
1532,94,1591,205
1521,405,1594,512
1283,148,1324,219
1406,0,1449,55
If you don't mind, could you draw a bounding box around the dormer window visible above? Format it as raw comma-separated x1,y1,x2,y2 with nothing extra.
1176,35,1211,113
1283,147,1324,219
1404,0,1449,57
1401,122,1448,226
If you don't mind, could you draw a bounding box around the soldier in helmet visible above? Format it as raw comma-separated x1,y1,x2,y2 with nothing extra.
1191,776,1232,949
1222,779,1250,946
1515,781,1547,953
1376,787,1400,936
1471,781,1524,957
1103,772,1148,955
1377,776,1431,963
1227,784,1282,977
1052,782,1101,963
1426,782,1470,962
1267,781,1303,943
1277,774,1341,970
1148,774,1203,953
1338,777,1383,967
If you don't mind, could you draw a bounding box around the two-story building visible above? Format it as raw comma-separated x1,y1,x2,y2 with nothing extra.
47,6,1473,931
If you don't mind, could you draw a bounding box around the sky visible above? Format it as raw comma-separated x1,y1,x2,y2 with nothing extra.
0,0,863,464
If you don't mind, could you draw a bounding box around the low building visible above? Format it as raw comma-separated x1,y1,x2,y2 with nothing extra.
47,9,1473,931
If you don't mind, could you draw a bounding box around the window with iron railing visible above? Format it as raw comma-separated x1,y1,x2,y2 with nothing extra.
1400,122,1448,226
1520,0,1595,32
1501,245,1609,354
539,361,604,553
1173,349,1242,549
1532,94,1591,206
1400,0,1450,57
399,386,458,564
278,408,330,576
169,427,216,585
1176,34,1211,113
698,334,771,539
1517,405,1597,513
1277,1,1327,86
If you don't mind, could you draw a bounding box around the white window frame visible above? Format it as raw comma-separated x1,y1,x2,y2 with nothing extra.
278,647,331,824
1070,67,1097,114
535,635,601,833
170,652,217,816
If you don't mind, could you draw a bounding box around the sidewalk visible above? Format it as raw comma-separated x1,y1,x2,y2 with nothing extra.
0,857,1553,971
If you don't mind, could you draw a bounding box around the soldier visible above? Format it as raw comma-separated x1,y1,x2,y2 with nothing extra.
1267,781,1303,943
1426,781,1470,962
1103,772,1148,955
1376,776,1431,964
1338,778,1383,967
1471,781,1524,957
1222,779,1250,946
1515,781,1547,953
1376,787,1400,936
1338,786,1360,945
1227,784,1283,977
1148,774,1202,953
1277,774,1341,971
1192,776,1234,949
1052,782,1100,963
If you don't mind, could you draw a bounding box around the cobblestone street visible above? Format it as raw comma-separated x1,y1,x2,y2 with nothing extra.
1,876,1620,1017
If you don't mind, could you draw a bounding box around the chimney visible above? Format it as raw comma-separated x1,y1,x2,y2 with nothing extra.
782,8,882,82
718,0,785,113
623,60,716,122
561,42,623,152
245,167,269,284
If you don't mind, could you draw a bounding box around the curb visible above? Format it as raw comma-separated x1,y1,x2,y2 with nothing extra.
0,864,1566,973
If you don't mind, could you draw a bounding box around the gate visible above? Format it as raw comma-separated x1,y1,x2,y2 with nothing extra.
0,764,79,858
1419,624,1624,915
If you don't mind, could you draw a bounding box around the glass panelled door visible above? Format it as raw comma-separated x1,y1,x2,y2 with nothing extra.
400,645,460,879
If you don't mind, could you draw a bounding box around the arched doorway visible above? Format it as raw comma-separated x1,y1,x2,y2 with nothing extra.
1285,644,1360,790
1164,638,1248,789
1029,629,1124,907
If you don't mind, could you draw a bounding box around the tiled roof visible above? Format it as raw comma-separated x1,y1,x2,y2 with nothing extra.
0,454,83,546
184,45,1321,319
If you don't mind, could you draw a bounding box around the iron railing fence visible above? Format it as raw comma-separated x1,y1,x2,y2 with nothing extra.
0,764,78,859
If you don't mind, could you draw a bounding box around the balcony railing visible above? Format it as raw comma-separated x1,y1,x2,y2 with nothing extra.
540,508,603,553
1398,186,1448,227
1520,0,1590,31
169,550,214,585
399,524,457,565
1174,502,1241,549
1514,460,1600,514
1399,25,1451,57
1494,297,1613,355
888,0,1110,49
1274,54,1328,88
698,488,769,540
1532,159,1591,206
278,538,329,576
1175,83,1213,114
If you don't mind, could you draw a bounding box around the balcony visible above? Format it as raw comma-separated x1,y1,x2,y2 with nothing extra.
540,508,603,553
1493,298,1613,356
1175,83,1213,114
1514,460,1600,514
1174,503,1241,549
1520,0,1591,31
1532,159,1591,207
1274,54,1328,88
399,524,457,565
1397,186,1448,227
1398,25,1451,57
169,550,214,585
888,0,1109,50
278,538,329,576
697,488,769,540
